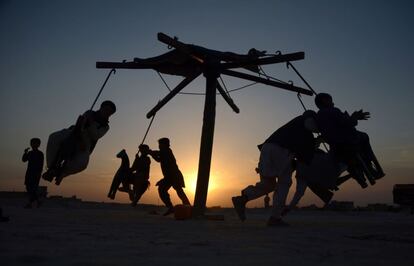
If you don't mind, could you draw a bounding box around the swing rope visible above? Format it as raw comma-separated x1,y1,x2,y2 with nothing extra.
140,114,156,145
156,71,258,96
91,67,156,147
284,61,329,151
296,93,307,110
90,68,116,110
287,62,317,95
156,71,171,92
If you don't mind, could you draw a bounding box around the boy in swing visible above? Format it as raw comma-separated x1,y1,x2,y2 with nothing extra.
149,138,190,216
108,145,151,204
129,144,151,206
314,93,385,187
43,100,116,185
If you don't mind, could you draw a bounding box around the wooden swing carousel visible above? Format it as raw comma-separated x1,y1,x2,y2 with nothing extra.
96,33,314,217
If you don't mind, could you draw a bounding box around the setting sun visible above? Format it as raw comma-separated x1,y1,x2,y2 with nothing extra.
185,171,218,196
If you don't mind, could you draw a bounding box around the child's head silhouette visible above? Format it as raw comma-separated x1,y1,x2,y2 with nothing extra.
158,137,170,150
30,138,41,149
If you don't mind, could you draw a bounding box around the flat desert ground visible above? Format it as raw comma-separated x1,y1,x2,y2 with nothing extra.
1,198,414,266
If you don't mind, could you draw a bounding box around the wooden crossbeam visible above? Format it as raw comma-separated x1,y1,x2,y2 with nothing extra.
219,52,304,70
96,61,154,69
221,69,314,96
158,32,204,63
146,72,201,118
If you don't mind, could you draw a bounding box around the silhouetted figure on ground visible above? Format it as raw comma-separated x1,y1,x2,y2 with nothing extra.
232,110,318,227
43,101,116,185
314,93,385,188
108,149,131,200
129,144,151,206
0,207,9,222
22,138,44,208
149,138,190,216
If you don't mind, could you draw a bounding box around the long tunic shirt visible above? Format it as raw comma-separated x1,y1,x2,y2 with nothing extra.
22,150,44,186
263,115,316,164
151,148,185,187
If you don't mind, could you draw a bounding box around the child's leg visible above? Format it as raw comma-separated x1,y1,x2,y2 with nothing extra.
174,186,190,205
25,184,38,207
46,129,72,168
271,169,293,219
157,180,173,209
55,152,89,185
131,181,149,206
108,175,122,199
242,176,277,201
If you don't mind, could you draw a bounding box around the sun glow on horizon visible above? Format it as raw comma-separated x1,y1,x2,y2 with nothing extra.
185,171,219,197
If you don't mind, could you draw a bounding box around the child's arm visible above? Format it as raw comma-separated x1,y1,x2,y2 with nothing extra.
284,177,307,215
22,148,29,162
87,124,109,141
149,150,161,162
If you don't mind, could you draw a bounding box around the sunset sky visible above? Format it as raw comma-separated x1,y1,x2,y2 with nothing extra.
1,0,413,207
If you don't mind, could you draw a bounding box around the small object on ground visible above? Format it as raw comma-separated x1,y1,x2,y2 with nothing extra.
174,204,192,220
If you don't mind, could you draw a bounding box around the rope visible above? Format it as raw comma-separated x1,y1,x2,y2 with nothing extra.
140,113,156,145
296,93,307,110
91,68,156,147
157,71,171,92
284,61,330,152
156,71,257,96
286,62,317,95
219,76,230,96
90,68,116,110
227,82,257,93
258,65,288,84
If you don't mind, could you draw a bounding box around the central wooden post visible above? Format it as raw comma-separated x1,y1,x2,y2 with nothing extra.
192,67,218,217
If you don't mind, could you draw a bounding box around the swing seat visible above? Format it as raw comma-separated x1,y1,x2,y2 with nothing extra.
174,204,192,220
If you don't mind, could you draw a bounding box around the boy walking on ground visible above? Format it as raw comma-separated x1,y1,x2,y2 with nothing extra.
149,138,190,216
22,138,44,208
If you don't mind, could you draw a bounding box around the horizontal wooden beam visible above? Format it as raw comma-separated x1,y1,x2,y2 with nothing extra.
221,69,313,96
146,72,201,118
96,61,155,69
220,52,304,70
